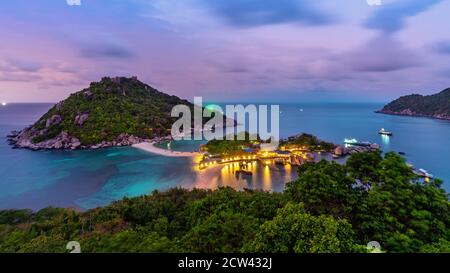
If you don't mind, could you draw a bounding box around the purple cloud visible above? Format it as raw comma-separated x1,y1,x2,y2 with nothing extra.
433,41,450,55
78,40,135,59
365,0,443,33
202,0,335,28
344,37,421,72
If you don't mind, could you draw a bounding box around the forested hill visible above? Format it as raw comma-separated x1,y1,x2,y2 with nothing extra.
377,88,450,120
8,77,194,150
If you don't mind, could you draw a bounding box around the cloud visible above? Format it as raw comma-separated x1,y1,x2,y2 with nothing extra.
365,0,443,33
207,59,253,73
78,40,134,59
0,72,42,82
344,37,421,72
433,40,450,55
0,58,42,73
201,0,335,28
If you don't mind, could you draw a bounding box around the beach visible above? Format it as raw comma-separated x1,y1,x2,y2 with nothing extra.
132,142,200,157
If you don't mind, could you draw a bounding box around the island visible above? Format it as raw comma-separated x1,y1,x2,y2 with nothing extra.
7,76,225,151
197,133,380,171
377,87,450,120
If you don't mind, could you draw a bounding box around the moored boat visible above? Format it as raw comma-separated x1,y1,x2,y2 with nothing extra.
379,128,393,136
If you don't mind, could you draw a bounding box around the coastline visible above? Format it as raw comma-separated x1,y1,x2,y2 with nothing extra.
376,110,450,121
132,142,200,157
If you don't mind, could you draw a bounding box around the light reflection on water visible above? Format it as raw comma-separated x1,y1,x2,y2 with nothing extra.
193,161,296,192
381,134,390,146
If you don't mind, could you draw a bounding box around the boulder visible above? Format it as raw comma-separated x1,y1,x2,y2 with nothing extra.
83,90,93,100
54,141,63,149
71,141,81,149
46,115,62,128
55,101,64,111
75,113,89,126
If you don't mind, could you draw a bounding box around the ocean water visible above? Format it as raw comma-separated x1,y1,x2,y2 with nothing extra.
0,103,449,210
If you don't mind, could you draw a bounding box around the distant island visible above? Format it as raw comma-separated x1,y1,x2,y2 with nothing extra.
377,88,450,121
8,77,198,150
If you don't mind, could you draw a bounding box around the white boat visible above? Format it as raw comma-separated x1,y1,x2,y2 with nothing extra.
379,128,393,136
417,168,434,179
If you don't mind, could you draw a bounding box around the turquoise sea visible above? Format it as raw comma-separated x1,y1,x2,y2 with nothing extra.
1,103,449,210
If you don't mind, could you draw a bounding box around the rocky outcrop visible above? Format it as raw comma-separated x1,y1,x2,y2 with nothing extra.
377,108,450,120
333,143,380,158
7,129,160,151
46,115,62,128
74,112,89,126
83,90,93,100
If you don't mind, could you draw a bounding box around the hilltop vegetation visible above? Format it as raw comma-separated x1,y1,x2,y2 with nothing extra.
280,133,335,152
204,132,335,156
1,152,448,253
9,77,194,150
378,88,450,120
204,132,262,155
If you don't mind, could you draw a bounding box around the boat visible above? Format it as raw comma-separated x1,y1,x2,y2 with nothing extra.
414,168,434,179
344,138,371,147
379,128,393,136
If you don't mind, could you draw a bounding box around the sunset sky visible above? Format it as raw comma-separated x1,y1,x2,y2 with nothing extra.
1,0,450,102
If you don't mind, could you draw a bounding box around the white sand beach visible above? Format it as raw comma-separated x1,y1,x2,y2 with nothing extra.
132,142,200,157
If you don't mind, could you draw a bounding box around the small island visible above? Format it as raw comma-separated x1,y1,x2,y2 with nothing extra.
7,77,209,151
198,133,329,170
377,87,450,121
197,133,380,171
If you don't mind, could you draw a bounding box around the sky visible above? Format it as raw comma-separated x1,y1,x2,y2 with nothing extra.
1,0,450,103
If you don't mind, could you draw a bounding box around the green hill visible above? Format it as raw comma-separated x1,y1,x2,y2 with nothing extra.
378,88,450,120
8,77,194,150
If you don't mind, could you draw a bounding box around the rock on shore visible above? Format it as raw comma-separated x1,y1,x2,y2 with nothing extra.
7,129,171,151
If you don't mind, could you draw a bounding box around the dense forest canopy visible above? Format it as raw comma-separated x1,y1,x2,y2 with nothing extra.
1,152,449,253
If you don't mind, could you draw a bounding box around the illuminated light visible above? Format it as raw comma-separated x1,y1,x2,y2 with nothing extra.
205,104,223,113
344,138,358,144
1,102,6,106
